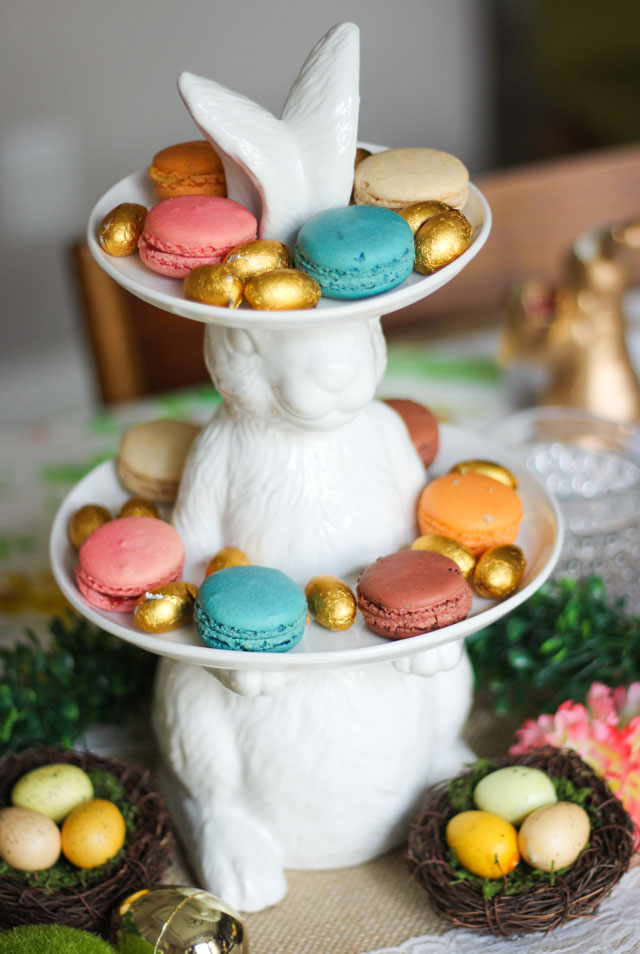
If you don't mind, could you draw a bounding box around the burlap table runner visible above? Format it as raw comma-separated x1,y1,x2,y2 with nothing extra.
161,700,519,954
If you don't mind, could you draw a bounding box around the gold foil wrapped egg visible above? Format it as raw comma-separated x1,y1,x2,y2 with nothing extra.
305,575,357,631
112,885,248,954
98,203,147,256
414,209,472,273
133,582,198,633
68,504,111,549
245,269,321,310
410,534,476,579
118,496,161,519
206,546,250,576
474,544,526,599
450,459,518,489
398,200,451,234
184,264,244,308
223,239,293,282
354,147,372,170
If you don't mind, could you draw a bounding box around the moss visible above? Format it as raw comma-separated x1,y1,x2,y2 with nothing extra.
0,924,116,954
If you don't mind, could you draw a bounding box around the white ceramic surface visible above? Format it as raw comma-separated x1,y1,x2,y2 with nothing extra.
86,172,490,331
179,21,359,247
50,423,562,673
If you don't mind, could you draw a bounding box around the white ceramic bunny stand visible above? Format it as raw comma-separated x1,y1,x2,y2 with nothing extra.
153,22,475,912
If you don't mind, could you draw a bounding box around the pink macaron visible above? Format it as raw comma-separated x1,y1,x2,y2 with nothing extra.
75,516,185,612
138,195,258,278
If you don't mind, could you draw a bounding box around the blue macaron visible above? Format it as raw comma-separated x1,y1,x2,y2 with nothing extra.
294,205,415,299
194,565,307,652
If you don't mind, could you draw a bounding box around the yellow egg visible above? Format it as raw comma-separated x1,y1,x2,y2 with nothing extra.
205,546,250,576
414,209,472,273
98,203,147,256
518,801,590,872
223,238,293,282
11,763,94,823
0,806,61,871
184,264,244,308
61,798,126,869
118,496,160,519
244,269,321,310
68,504,111,549
397,200,451,234
446,810,520,879
305,575,357,631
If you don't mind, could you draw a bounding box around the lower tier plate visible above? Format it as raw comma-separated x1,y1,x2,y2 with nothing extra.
50,424,562,671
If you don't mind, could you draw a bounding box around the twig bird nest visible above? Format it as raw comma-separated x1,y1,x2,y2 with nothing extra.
406,746,635,937
0,747,173,935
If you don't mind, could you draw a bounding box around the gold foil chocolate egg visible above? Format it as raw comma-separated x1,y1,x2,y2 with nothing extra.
206,546,250,576
410,534,476,579
184,264,244,308
68,504,111,549
414,209,472,273
245,269,322,310
474,544,526,599
354,147,372,169
450,459,518,489
112,885,248,954
118,496,160,519
398,200,451,234
223,239,293,282
305,575,357,631
133,582,198,633
98,203,147,256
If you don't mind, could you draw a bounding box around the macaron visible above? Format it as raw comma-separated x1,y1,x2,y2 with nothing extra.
384,398,439,467
417,472,523,557
148,140,226,199
294,205,414,299
75,517,185,612
353,147,469,210
117,419,200,503
194,565,308,652
356,550,472,639
138,195,258,278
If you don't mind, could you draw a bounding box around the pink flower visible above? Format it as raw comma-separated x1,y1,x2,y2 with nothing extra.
511,682,640,845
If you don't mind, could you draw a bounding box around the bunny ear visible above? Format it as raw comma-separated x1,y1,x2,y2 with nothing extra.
178,22,359,247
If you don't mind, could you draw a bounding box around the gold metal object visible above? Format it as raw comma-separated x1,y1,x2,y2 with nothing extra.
473,544,526,599
305,575,357,630
223,239,293,282
410,534,476,579
397,200,450,234
112,885,248,954
354,147,371,170
450,460,518,489
500,218,640,422
184,264,244,308
133,583,198,633
98,203,147,256
206,546,250,576
245,268,321,310
118,497,161,519
68,504,111,549
414,209,472,273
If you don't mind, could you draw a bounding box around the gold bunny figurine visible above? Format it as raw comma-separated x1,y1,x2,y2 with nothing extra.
500,220,640,422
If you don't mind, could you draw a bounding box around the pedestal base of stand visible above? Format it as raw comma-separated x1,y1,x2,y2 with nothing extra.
152,650,475,913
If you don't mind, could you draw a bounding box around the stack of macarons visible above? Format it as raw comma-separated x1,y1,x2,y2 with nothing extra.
98,137,475,308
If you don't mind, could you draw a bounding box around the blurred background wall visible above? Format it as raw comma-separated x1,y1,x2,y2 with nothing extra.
0,0,638,423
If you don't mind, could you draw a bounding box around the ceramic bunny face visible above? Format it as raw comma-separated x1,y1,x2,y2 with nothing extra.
204,318,387,431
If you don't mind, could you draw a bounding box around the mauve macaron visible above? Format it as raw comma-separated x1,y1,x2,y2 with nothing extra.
75,516,185,612
356,549,472,639
138,195,257,278
385,398,439,467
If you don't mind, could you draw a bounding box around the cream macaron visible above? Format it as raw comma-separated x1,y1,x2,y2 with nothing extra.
117,418,201,503
353,147,469,210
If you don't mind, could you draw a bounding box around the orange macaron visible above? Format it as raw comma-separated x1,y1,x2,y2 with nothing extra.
417,472,522,557
148,140,226,199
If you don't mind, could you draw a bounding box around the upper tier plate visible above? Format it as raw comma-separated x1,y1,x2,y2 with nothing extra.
50,424,562,672
87,143,491,331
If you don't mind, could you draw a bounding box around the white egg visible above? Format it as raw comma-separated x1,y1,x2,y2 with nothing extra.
518,801,591,872
0,806,61,871
473,766,557,825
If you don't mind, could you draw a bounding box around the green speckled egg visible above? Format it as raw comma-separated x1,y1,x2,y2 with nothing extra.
12,763,94,823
